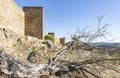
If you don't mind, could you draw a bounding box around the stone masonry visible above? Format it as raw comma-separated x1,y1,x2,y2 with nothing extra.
0,0,25,36
60,37,65,45
0,0,44,39
23,7,44,39
0,0,66,43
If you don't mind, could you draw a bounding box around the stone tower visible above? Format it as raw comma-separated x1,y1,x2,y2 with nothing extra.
60,37,65,45
23,7,44,39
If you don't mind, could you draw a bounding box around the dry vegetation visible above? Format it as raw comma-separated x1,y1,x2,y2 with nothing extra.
0,36,120,78
0,16,120,78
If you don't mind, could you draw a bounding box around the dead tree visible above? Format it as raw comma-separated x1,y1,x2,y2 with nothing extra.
0,37,120,78
0,16,120,78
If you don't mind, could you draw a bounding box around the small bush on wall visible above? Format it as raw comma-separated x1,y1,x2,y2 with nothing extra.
44,35,55,43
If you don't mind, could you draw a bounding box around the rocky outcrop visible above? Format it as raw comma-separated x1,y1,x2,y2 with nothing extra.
0,28,120,78
44,40,54,49
0,28,52,65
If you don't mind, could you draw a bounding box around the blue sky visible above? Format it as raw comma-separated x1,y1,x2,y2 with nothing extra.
14,0,120,42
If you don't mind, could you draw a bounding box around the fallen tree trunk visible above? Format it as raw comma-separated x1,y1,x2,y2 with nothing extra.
0,50,50,78
0,39,120,78
0,50,76,78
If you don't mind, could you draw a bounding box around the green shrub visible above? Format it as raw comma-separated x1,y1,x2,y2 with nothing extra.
44,35,55,43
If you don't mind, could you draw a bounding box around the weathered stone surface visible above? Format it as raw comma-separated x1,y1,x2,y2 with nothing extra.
60,37,65,45
54,37,62,48
0,0,44,39
45,40,54,49
0,28,20,54
23,7,44,40
15,36,48,64
0,0,25,36
0,28,49,64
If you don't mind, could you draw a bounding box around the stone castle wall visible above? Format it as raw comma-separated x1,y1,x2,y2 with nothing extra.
0,0,64,43
23,7,44,39
0,0,25,36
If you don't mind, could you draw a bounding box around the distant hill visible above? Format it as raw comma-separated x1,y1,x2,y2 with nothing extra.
91,43,120,48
